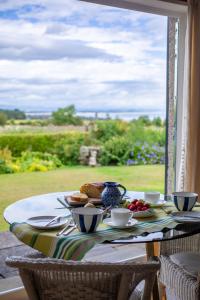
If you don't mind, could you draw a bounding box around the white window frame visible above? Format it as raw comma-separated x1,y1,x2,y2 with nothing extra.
80,0,188,191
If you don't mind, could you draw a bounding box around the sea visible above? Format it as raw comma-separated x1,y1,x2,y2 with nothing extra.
26,110,165,121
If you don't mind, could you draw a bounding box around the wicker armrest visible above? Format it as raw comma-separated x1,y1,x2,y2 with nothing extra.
160,233,200,256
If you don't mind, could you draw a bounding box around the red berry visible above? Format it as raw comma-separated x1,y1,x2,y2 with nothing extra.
132,199,138,204
141,207,147,211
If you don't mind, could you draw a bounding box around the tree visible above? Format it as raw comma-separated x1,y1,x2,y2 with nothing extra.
0,112,7,126
0,109,26,119
52,105,83,125
137,115,151,126
152,117,162,127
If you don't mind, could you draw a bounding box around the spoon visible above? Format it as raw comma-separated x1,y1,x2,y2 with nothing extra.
161,207,173,215
56,219,74,236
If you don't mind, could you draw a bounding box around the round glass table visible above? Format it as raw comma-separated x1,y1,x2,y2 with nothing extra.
4,191,200,243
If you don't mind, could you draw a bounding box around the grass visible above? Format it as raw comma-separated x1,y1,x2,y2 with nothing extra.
0,165,164,231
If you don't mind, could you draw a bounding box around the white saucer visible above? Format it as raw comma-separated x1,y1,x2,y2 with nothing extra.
172,211,200,224
26,216,69,229
103,218,138,229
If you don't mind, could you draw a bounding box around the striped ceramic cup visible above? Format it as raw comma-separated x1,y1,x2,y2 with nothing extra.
172,192,198,211
71,207,103,233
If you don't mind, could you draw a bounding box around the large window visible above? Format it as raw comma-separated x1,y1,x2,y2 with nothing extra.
81,0,187,194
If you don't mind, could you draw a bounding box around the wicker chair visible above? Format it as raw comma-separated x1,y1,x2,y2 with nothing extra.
6,253,160,300
159,233,200,300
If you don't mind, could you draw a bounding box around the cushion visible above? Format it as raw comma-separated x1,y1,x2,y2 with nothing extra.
170,252,200,277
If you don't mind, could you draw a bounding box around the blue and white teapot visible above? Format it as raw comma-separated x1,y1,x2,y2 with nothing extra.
101,182,127,207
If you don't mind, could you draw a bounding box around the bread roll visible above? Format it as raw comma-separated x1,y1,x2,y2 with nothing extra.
71,193,88,202
84,202,95,208
80,182,104,198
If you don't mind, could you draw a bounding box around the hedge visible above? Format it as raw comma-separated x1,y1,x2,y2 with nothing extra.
0,132,88,157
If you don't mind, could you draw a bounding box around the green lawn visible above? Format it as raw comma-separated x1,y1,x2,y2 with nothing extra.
0,165,164,231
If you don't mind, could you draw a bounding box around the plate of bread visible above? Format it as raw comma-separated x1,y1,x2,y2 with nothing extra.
65,182,105,207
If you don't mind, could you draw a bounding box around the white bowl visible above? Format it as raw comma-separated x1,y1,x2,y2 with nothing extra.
71,207,103,233
172,192,198,211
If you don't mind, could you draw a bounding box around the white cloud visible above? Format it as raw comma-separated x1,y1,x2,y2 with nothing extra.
0,0,167,111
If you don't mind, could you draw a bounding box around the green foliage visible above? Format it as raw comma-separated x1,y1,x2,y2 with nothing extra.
91,120,128,142
100,136,133,165
0,112,7,126
127,143,165,165
0,109,25,120
152,117,163,127
135,115,151,126
0,150,62,174
0,147,12,162
0,159,13,174
7,119,50,126
127,123,165,146
52,105,83,125
17,151,62,172
0,132,87,157
0,117,166,170
54,134,88,165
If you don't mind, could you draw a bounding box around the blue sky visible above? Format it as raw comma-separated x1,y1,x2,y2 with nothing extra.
0,0,167,112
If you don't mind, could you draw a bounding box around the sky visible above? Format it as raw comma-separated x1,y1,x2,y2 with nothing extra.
0,0,167,112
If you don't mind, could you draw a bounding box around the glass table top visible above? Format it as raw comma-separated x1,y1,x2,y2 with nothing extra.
4,191,200,243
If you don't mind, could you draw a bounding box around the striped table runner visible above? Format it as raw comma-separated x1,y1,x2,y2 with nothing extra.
10,207,200,261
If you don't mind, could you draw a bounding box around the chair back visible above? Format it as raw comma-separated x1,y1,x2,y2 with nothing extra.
6,254,160,300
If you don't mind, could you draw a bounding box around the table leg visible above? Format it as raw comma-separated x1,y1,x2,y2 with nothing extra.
146,242,160,300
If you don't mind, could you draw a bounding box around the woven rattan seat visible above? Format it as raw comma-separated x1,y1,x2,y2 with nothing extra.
6,253,160,300
159,234,200,300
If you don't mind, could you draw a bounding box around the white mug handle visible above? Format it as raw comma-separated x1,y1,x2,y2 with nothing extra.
129,211,133,219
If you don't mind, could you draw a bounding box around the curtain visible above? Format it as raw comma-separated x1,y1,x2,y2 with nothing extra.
182,0,200,196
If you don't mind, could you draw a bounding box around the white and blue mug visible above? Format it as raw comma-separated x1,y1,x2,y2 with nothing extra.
172,192,198,211
71,207,103,233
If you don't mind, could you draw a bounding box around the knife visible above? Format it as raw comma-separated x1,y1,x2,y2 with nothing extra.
63,226,76,236
44,214,65,227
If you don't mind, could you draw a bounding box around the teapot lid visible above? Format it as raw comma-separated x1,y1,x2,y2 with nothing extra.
104,182,118,187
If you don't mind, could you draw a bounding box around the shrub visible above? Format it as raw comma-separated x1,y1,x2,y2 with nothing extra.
127,123,165,147
17,151,62,172
127,143,165,165
0,159,13,174
91,120,128,142
54,134,88,165
99,135,165,166
0,132,87,157
0,147,12,162
100,136,133,165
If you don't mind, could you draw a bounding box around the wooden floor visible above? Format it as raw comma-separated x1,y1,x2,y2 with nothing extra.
0,231,145,292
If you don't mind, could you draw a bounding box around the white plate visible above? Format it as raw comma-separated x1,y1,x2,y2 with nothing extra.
26,216,69,229
172,211,200,223
103,217,138,229
146,199,166,208
131,208,155,218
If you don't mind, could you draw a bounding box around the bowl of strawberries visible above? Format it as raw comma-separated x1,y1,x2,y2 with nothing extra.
126,199,155,218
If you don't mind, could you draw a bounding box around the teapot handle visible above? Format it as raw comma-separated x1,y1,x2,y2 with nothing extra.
118,184,127,198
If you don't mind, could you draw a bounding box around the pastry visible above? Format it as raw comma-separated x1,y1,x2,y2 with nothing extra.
80,182,105,198
71,193,88,202
84,202,95,208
